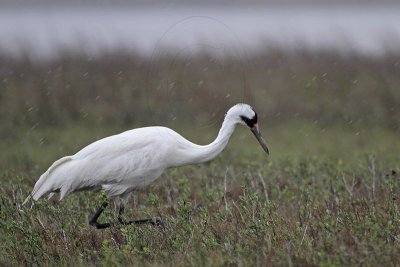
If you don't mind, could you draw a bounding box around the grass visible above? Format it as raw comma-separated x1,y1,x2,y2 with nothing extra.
1,122,399,266
0,49,400,266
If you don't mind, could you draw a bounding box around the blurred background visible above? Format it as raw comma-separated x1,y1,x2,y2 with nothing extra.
1,0,400,171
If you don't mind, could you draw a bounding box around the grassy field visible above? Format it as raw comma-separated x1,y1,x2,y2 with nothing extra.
0,50,399,266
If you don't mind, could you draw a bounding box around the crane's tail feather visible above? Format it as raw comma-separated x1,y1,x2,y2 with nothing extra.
22,191,56,206
28,156,74,202
22,193,32,206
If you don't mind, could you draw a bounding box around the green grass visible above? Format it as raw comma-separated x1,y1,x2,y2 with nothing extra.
0,122,399,266
0,50,400,266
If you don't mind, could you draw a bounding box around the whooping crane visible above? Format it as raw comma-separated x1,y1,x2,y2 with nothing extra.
23,103,269,229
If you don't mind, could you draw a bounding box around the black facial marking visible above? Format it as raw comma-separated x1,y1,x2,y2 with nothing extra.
240,112,258,128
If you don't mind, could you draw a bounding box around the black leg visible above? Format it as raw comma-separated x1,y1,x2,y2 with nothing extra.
118,203,164,228
117,203,126,224
89,201,112,229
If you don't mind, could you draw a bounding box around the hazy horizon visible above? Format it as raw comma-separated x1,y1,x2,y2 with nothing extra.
2,0,400,8
1,3,400,60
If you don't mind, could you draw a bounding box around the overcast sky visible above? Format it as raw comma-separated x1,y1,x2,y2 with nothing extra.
2,0,399,8
1,0,399,60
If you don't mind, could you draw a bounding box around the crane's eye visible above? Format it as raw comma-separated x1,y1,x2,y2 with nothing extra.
240,113,257,128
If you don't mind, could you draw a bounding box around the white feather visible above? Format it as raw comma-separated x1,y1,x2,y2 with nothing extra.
24,103,266,204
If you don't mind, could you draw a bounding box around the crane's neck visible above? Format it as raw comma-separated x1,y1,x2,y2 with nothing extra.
176,116,237,166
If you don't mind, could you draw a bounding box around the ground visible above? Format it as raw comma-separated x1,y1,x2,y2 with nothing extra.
0,51,399,266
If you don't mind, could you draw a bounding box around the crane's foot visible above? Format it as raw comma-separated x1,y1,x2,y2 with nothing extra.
118,204,164,229
118,216,165,229
89,202,165,230
90,221,111,229
89,201,112,229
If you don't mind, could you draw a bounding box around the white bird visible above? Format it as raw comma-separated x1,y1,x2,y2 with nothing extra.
24,103,269,228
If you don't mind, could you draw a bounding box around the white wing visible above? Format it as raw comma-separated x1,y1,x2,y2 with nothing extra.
30,127,170,200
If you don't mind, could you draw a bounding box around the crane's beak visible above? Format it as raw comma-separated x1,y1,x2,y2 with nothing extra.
250,124,269,155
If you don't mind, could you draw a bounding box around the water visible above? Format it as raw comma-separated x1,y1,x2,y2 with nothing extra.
1,6,400,60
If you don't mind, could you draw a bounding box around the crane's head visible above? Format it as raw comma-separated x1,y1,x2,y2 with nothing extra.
227,103,269,155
